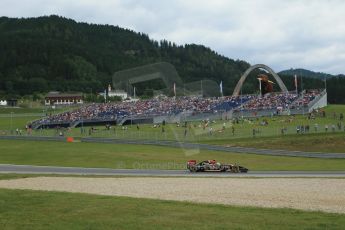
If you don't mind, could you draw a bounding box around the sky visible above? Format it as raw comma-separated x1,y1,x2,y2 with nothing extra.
1,0,345,74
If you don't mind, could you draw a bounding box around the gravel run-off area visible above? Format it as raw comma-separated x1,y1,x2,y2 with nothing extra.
0,177,344,214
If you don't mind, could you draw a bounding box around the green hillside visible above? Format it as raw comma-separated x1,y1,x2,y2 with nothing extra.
279,68,336,79
0,15,252,97
1,15,345,103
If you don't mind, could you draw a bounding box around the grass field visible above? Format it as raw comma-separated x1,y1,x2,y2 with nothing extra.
0,105,78,131
2,105,345,152
1,105,344,145
0,105,344,172
0,188,344,229
4,127,345,153
0,105,344,229
0,140,345,170
25,110,345,142
0,116,41,131
0,105,81,114
0,107,45,114
203,132,345,153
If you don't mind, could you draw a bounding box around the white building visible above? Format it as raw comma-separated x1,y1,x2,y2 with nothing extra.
101,85,128,100
0,100,7,106
108,90,128,99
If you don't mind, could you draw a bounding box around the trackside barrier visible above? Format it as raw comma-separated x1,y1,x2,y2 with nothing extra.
0,135,66,142
80,137,345,159
1,135,345,159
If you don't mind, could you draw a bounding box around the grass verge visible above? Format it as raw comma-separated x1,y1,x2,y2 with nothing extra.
0,140,345,171
201,132,345,153
0,188,344,229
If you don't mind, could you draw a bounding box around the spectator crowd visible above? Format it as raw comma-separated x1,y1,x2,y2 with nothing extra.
32,90,323,127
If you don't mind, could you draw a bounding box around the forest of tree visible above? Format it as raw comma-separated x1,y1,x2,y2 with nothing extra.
279,68,345,80
0,15,344,103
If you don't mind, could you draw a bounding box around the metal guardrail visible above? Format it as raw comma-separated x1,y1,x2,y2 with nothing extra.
0,135,66,142
1,135,344,159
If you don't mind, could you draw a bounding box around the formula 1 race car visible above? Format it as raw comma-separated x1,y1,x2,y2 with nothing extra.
187,160,248,173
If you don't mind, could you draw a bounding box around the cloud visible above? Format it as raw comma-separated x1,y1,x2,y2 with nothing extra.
1,0,345,74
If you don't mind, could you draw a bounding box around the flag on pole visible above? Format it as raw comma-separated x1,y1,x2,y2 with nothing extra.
219,81,223,96
258,78,262,95
104,89,107,101
133,86,136,98
173,82,176,97
294,74,298,92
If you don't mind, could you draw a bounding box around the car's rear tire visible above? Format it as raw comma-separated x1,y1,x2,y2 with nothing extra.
231,166,240,173
189,166,197,172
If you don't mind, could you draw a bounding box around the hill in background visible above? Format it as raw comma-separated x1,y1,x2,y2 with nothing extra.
1,15,345,103
0,15,253,97
279,68,345,79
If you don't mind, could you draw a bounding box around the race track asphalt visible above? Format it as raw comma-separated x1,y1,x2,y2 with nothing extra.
1,164,345,177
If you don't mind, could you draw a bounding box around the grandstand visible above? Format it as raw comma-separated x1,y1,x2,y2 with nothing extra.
31,63,328,129
32,90,326,129
32,96,247,128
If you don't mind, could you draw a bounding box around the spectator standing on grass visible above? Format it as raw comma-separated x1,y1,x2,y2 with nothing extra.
209,127,213,136
28,124,32,135
340,113,344,121
325,124,328,132
332,124,336,132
